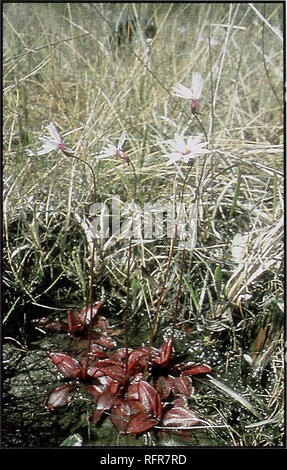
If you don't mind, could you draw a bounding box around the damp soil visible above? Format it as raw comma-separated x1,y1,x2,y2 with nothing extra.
2,307,281,447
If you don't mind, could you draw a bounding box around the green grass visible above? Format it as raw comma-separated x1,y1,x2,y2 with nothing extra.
3,2,284,447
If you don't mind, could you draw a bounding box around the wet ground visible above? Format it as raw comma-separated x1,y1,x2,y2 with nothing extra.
3,307,283,447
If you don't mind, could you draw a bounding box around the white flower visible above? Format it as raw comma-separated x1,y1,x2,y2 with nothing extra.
98,131,128,161
34,122,74,155
163,133,209,166
191,72,204,100
172,83,194,100
172,72,204,111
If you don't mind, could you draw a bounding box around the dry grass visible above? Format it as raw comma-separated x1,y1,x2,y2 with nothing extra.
3,2,284,447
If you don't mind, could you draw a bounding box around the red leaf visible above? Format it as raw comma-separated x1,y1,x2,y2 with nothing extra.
86,385,117,410
87,365,105,378
161,338,174,364
67,309,85,333
79,302,101,324
96,392,117,410
108,380,121,396
110,400,130,433
126,398,145,415
181,363,212,376
94,359,126,381
85,383,105,398
89,342,107,359
173,395,188,408
138,380,162,419
162,406,199,428
86,375,115,398
109,348,128,362
110,398,147,433
125,382,139,400
127,348,148,377
153,339,174,367
126,412,158,434
47,352,82,378
95,333,117,350
172,376,194,397
44,384,75,410
155,375,174,399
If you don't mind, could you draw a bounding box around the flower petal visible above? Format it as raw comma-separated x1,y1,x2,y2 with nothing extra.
172,83,193,99
37,147,56,155
98,144,118,159
47,122,62,143
191,72,203,100
118,131,126,150
163,133,209,166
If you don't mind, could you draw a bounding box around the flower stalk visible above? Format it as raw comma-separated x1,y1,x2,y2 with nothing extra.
123,158,137,376
97,131,137,376
145,161,194,376
31,122,98,377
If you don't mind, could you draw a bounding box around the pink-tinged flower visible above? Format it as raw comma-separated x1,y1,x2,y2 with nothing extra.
162,133,209,166
36,122,74,155
98,131,128,162
172,72,204,111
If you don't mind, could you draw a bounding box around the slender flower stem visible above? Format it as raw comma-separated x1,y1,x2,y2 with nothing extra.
144,163,194,375
62,151,97,204
124,236,132,375
124,158,137,376
62,150,97,378
82,239,96,379
171,247,186,343
95,130,136,377
190,111,209,203
191,110,208,142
